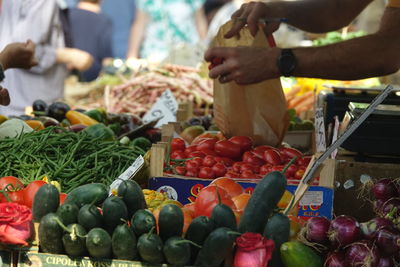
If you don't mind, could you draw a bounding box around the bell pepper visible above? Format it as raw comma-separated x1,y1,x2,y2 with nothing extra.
66,110,99,126
108,122,122,136
25,120,45,131
0,115,8,125
130,137,152,151
83,123,115,141
84,108,107,123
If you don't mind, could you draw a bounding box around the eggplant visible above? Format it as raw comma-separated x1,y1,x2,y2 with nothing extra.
47,102,71,122
32,99,48,112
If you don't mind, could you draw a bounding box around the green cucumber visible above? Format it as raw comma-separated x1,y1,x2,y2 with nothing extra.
211,203,237,230
137,230,164,264
163,236,191,266
159,204,184,241
102,196,129,233
131,209,156,236
39,213,64,254
86,228,112,259
78,204,103,231
264,213,290,267
33,184,60,222
118,180,147,217
62,224,87,257
280,241,323,267
185,216,215,262
112,224,138,260
56,203,79,226
64,183,108,208
194,227,236,267
239,171,287,233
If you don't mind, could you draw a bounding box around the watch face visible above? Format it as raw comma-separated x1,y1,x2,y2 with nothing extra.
281,54,295,74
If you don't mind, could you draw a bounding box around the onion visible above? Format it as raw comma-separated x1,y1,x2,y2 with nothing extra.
360,217,395,240
380,198,400,220
345,240,380,267
329,215,361,247
375,228,400,256
374,199,385,214
306,217,331,244
377,257,395,267
372,179,398,201
324,251,346,267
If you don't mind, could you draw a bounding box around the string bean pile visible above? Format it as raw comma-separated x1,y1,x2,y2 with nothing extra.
0,127,145,192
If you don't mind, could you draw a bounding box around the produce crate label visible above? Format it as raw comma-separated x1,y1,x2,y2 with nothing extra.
143,89,178,128
109,156,144,195
149,176,334,219
0,250,12,267
18,251,167,267
315,108,327,153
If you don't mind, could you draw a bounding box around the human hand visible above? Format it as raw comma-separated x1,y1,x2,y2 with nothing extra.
0,86,10,106
0,40,38,70
58,48,94,71
225,2,281,38
204,46,280,84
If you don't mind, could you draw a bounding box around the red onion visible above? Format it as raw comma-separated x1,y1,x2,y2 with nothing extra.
372,179,398,201
306,217,331,244
374,199,385,214
377,257,395,267
345,240,380,267
375,228,400,256
360,217,395,240
324,251,347,267
380,198,400,219
329,215,361,247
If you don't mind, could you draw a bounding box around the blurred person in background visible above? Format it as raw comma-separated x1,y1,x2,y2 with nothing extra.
69,0,113,81
126,0,208,62
0,0,93,116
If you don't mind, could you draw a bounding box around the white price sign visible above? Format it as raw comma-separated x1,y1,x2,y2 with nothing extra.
109,156,145,195
143,89,178,128
300,191,323,206
315,108,327,153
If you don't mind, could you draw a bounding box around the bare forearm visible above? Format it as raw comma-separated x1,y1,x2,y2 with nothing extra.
126,11,147,59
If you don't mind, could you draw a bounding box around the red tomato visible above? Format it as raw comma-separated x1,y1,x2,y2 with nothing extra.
229,136,253,152
191,157,204,167
198,148,218,156
219,157,235,167
171,150,186,160
270,165,284,172
240,163,259,173
23,180,47,208
7,190,25,205
263,149,283,165
0,176,24,203
232,162,244,173
242,151,265,166
59,193,68,205
284,165,298,178
211,177,244,198
214,140,242,159
294,169,305,180
225,171,241,178
254,145,275,153
194,185,235,217
202,156,216,167
280,147,303,159
212,163,227,177
185,161,199,171
241,170,257,179
186,169,198,177
296,157,311,167
171,138,186,152
198,167,215,179
197,138,217,151
188,151,206,159
175,166,186,176
184,145,198,157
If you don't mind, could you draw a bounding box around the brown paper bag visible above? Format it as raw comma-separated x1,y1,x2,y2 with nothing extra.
211,20,289,146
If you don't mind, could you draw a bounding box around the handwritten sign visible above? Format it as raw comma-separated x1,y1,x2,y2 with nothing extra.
314,108,326,153
143,89,178,128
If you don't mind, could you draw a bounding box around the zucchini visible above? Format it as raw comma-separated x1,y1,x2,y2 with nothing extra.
112,224,138,260
137,231,164,264
264,213,290,267
239,171,287,233
131,209,156,236
117,180,147,217
33,184,60,222
159,204,184,241
211,203,237,230
62,224,87,257
163,236,191,266
64,183,108,208
185,216,215,263
39,213,64,254
102,196,129,234
195,227,236,267
86,228,112,259
78,204,103,231
280,241,323,267
56,203,79,226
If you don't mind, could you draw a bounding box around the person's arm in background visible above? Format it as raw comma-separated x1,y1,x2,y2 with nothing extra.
195,7,208,40
126,9,148,59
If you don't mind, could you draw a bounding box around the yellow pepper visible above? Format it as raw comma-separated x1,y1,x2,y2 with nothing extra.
0,115,7,124
25,120,45,131
66,110,99,126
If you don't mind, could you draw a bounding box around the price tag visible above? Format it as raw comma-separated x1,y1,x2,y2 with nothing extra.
314,108,326,153
143,89,178,128
330,116,340,159
109,156,145,195
299,191,323,206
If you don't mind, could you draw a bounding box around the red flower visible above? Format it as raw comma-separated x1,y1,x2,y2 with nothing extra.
0,203,32,246
234,232,275,267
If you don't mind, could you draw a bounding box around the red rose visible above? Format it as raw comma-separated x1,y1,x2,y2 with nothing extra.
0,203,32,246
234,232,275,267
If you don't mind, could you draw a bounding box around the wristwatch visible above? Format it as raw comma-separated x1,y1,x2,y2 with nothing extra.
0,63,4,82
277,49,297,77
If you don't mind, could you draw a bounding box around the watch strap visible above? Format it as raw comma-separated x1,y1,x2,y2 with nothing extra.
0,63,5,82
278,49,297,77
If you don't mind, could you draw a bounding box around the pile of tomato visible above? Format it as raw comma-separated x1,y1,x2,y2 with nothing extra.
168,136,311,180
0,176,67,209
